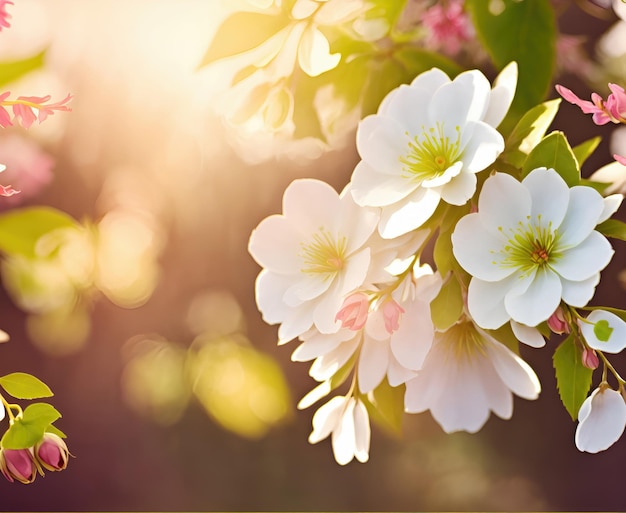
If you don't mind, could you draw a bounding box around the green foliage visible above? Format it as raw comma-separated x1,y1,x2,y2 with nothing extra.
430,274,464,331
0,50,46,89
503,99,560,169
0,373,53,400
198,11,289,68
572,136,601,168
393,47,463,80
596,219,626,241
1,403,62,450
593,320,613,342
0,207,78,258
363,378,404,435
466,0,556,125
522,131,580,186
553,334,593,420
485,323,521,355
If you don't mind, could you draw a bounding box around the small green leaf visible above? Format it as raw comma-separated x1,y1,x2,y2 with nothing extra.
430,274,464,331
363,378,404,436
45,424,67,439
503,99,560,168
393,47,463,80
466,0,556,126
0,50,46,88
596,219,626,241
1,403,61,449
572,136,601,168
0,372,53,399
0,207,78,258
580,178,611,194
553,334,593,420
433,230,454,276
198,11,289,68
361,58,407,118
485,323,520,355
522,131,580,186
593,319,613,342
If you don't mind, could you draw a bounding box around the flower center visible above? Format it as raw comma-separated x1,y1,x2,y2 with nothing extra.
440,321,487,362
496,216,560,275
399,122,463,182
300,228,347,277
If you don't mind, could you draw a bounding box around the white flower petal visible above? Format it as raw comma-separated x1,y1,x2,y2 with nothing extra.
510,320,546,348
291,330,354,362
387,355,417,386
248,215,303,274
478,172,531,235
560,273,599,307
505,267,562,326
439,170,477,205
298,25,341,77
358,334,389,393
278,303,315,344
352,399,371,463
409,67,451,93
458,121,504,174
390,298,434,370
550,231,614,281
378,188,441,238
452,213,514,282
255,270,293,325
467,276,516,329
309,395,346,444
483,62,518,128
356,115,409,177
332,397,357,465
598,193,623,223
575,387,626,453
298,380,332,410
284,273,332,305
557,185,605,247
421,161,463,188
523,167,569,229
309,337,359,381
350,160,414,207
476,354,513,420
380,84,435,137
580,310,626,353
283,179,341,233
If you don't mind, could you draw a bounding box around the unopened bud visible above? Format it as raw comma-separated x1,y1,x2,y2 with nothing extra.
0,448,38,484
548,307,570,334
335,292,369,331
382,299,405,335
582,348,600,370
34,433,69,472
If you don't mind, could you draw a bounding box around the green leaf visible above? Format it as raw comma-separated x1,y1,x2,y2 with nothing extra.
580,178,611,194
1,403,61,449
430,274,464,331
485,323,521,355
45,424,67,439
0,50,46,89
522,131,580,186
361,57,407,118
466,0,556,125
0,372,53,399
593,320,613,342
363,378,404,436
596,219,626,241
198,11,289,68
503,99,560,168
393,47,463,80
572,136,601,168
0,207,78,258
553,334,593,420
433,230,454,276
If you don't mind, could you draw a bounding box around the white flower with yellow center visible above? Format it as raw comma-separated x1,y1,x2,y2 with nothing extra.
249,179,379,344
404,320,541,433
452,168,619,329
350,63,517,238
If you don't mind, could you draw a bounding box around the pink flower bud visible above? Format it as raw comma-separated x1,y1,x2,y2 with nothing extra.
0,448,38,484
582,348,600,370
34,433,69,472
382,299,405,335
335,292,369,331
547,307,569,334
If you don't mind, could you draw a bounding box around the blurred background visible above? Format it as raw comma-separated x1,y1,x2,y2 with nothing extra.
0,0,625,510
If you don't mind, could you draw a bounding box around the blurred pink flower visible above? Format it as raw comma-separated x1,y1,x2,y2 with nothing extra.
0,0,12,31
421,0,473,55
0,92,72,129
382,299,404,335
0,134,54,206
615,154,626,165
556,35,592,79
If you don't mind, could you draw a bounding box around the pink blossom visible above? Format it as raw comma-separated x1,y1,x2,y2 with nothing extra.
0,92,72,129
615,154,626,166
0,448,38,484
582,348,599,370
556,83,626,125
547,307,570,335
335,292,369,331
382,299,404,335
0,0,12,31
556,35,592,79
0,135,53,206
421,0,473,56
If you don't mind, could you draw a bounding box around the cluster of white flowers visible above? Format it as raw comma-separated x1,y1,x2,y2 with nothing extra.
249,63,626,464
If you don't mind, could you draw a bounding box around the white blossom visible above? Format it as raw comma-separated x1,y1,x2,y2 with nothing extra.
452,168,616,329
350,63,517,238
404,320,540,433
308,395,371,465
575,385,626,453
580,309,626,354
249,179,379,344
